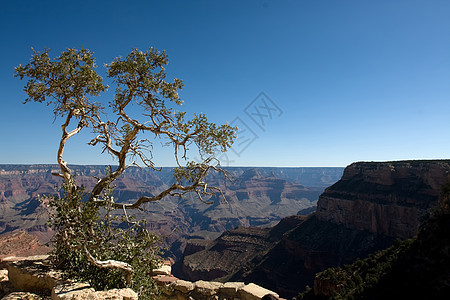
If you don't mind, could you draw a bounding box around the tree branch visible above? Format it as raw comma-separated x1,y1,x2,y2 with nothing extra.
84,246,133,284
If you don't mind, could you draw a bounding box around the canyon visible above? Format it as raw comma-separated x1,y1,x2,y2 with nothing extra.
0,164,343,258
175,160,450,298
2,160,449,298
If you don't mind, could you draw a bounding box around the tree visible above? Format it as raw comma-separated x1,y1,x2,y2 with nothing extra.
15,47,236,295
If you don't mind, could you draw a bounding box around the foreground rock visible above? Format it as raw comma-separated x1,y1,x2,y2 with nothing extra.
2,256,137,300
2,292,43,299
7,256,60,295
163,280,279,299
52,282,137,300
2,255,281,299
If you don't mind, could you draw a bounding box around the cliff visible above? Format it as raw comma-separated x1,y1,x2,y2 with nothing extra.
0,231,50,259
316,160,450,238
305,178,450,299
174,215,306,282
230,215,395,298
177,160,450,298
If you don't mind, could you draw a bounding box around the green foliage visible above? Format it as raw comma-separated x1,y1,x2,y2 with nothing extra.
14,48,106,118
296,238,415,300
15,47,236,172
47,181,162,298
16,46,237,299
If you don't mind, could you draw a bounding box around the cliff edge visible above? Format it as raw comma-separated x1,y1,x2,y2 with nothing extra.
179,160,450,298
316,160,450,238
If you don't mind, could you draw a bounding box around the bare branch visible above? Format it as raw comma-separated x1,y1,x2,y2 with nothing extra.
84,246,133,284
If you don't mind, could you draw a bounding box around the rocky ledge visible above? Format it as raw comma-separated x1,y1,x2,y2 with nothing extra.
1,255,282,300
0,255,137,300
178,160,450,298
316,160,450,238
162,280,280,300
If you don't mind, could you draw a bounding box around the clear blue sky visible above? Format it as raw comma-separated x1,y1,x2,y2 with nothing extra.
1,0,449,167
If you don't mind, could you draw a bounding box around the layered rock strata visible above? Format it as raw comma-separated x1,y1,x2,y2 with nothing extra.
0,165,342,259
174,216,306,282
179,160,450,298
0,232,50,259
316,160,450,238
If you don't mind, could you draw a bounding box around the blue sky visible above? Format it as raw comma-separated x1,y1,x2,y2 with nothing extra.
1,0,449,167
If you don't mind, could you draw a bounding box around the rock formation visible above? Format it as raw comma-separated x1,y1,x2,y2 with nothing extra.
316,160,450,238
307,177,450,299
0,232,50,262
177,160,450,298
174,216,306,283
1,254,282,300
0,255,138,299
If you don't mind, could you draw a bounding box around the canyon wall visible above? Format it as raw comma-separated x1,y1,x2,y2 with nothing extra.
316,160,450,238
177,160,450,298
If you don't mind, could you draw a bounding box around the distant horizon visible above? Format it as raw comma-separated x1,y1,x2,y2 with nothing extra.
0,163,346,168
1,157,450,169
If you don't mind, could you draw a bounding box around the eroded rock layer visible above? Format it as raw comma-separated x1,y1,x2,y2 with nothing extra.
316,160,450,238
178,160,450,298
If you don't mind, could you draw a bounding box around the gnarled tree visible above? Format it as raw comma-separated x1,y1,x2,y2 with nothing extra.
15,47,236,295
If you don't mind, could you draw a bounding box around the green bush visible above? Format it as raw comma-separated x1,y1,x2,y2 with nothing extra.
47,181,162,299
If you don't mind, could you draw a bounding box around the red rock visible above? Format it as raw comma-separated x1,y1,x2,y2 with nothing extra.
0,231,51,259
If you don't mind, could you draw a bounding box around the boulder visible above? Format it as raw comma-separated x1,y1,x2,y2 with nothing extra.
219,282,245,296
5,256,138,300
52,282,138,300
154,275,179,286
153,265,172,276
238,283,279,300
172,280,195,293
193,280,222,296
51,282,94,300
1,292,42,300
94,288,138,300
7,256,61,294
0,269,13,296
1,256,49,270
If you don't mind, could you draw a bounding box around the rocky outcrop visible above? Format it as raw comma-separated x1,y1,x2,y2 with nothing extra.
174,216,306,282
7,256,61,294
0,232,50,259
178,226,271,281
52,282,138,300
308,181,450,299
1,256,138,300
316,160,450,238
231,215,395,298
1,254,281,300
179,160,450,298
162,280,280,300
2,292,43,299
